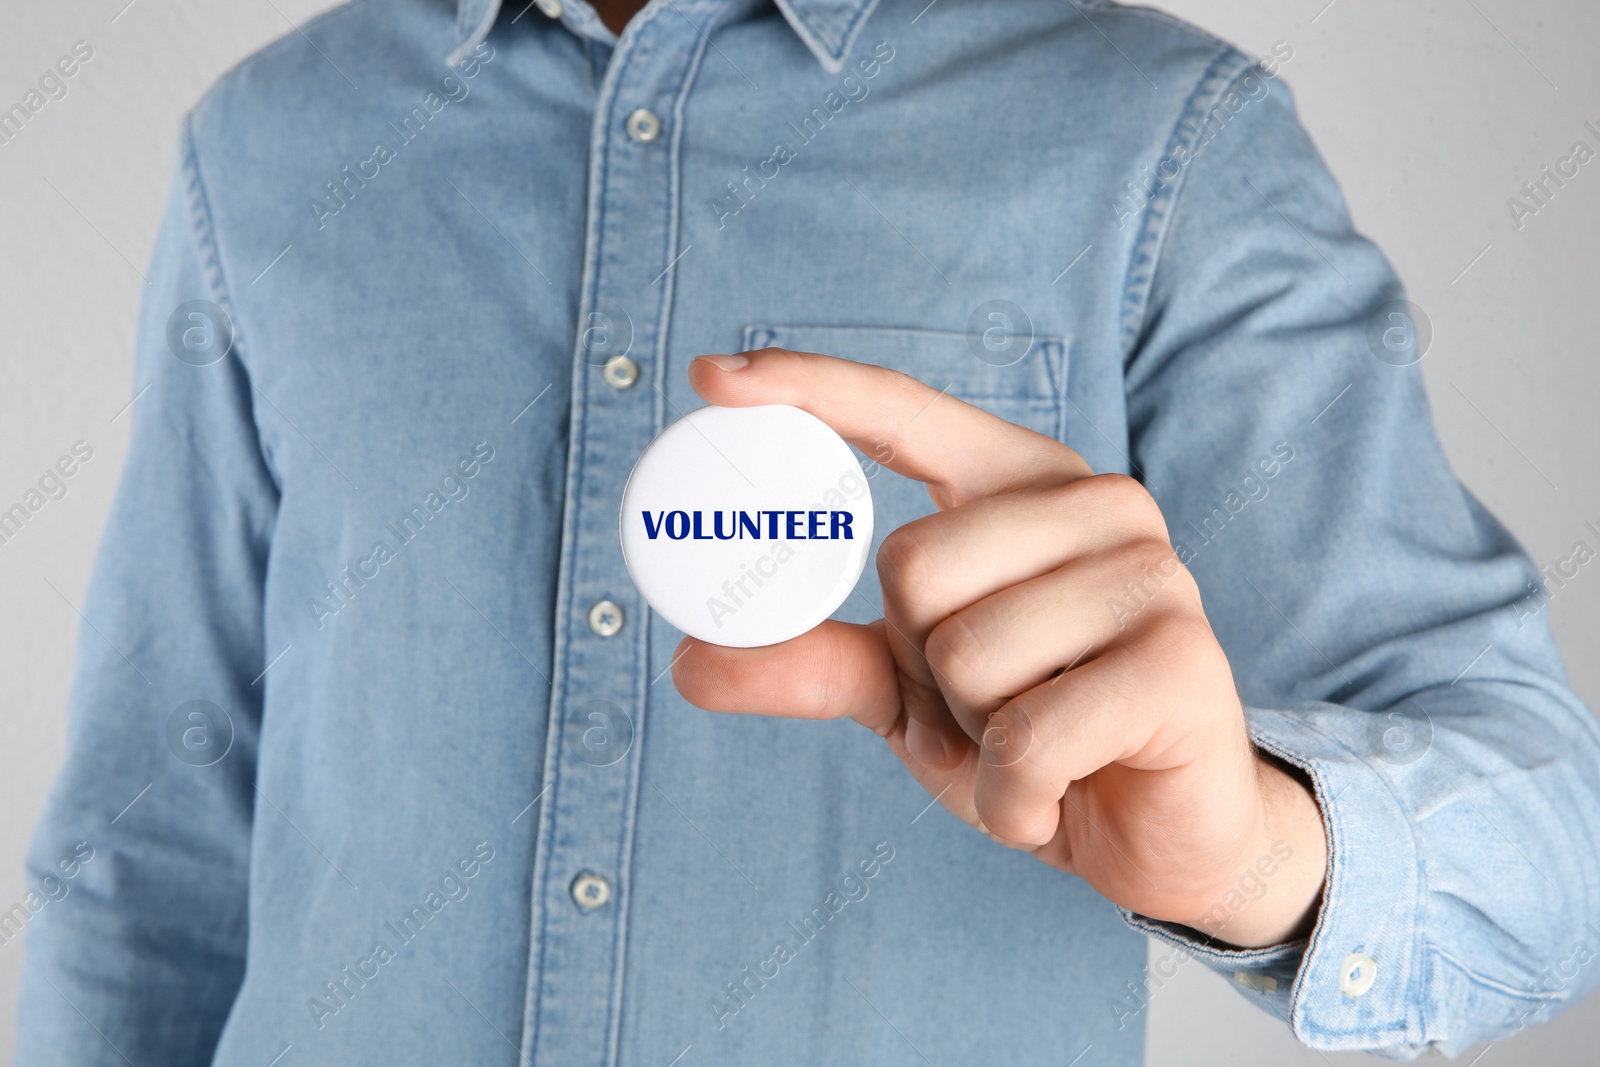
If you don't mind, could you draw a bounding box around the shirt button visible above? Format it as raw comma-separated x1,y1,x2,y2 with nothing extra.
626,108,662,143
536,0,562,17
1339,952,1378,997
602,355,640,389
588,599,624,637
570,872,612,910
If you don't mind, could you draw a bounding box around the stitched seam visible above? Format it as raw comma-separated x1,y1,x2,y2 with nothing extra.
1120,906,1306,965
832,0,886,63
772,0,869,71
742,323,1065,400
781,0,839,68
448,0,499,66
181,113,287,497
521,0,634,1050
1250,710,1426,1041
605,13,726,1064
1116,47,1254,363
1045,339,1068,443
181,115,240,360
524,399,579,1058
1430,945,1564,1004
1252,724,1355,1041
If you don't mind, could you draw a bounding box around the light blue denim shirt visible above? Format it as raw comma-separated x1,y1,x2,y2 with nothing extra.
17,0,1600,1063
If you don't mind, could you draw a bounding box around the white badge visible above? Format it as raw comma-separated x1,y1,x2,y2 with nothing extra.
620,404,875,648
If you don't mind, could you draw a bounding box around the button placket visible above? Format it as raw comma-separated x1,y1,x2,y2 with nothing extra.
522,5,721,1066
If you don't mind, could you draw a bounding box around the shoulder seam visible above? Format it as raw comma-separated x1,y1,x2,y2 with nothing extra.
180,112,246,367
1117,47,1256,363
180,112,286,491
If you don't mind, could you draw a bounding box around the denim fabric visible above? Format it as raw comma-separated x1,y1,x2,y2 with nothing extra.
16,0,1600,1063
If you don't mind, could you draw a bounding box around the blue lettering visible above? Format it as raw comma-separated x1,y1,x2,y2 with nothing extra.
642,509,856,540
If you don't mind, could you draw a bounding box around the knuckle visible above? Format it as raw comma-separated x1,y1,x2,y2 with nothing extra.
1143,607,1215,661
1105,536,1178,582
876,522,937,591
1136,536,1188,580
1084,472,1168,535
1101,536,1192,621
924,614,987,695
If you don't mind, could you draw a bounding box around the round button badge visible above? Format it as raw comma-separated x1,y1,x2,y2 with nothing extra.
619,404,874,648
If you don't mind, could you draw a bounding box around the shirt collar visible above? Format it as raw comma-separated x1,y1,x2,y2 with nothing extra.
449,0,881,74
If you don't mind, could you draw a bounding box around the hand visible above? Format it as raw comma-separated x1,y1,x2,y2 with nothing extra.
673,349,1328,948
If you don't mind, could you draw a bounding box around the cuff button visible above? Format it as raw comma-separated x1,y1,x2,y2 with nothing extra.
1339,952,1378,997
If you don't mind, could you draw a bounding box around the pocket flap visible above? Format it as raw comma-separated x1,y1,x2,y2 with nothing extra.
741,324,1066,404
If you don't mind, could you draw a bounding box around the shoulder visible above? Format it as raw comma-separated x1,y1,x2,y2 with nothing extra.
183,0,457,194
1075,1,1296,123
173,0,481,290
898,0,1295,151
191,0,453,126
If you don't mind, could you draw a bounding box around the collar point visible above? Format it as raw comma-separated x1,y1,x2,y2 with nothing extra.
773,0,885,75
450,0,502,67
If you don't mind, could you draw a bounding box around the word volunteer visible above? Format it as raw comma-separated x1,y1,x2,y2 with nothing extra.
639,509,858,541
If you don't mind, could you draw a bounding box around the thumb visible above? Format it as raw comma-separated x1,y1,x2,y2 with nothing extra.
672,620,902,736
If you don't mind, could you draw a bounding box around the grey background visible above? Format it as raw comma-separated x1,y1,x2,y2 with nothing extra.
1,0,1595,1063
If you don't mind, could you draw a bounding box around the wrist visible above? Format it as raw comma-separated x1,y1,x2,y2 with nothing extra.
1184,755,1329,949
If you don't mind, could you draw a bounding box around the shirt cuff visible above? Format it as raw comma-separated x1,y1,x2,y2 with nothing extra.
1119,703,1428,1055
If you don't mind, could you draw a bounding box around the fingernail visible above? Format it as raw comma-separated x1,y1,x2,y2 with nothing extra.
695,353,749,372
904,716,948,767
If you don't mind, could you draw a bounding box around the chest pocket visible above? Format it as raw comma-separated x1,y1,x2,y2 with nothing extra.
741,324,1068,617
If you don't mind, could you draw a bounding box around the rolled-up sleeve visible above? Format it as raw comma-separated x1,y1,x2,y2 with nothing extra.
15,115,279,1066
1117,59,1600,1058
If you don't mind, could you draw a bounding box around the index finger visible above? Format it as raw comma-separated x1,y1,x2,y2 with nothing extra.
689,348,1093,508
